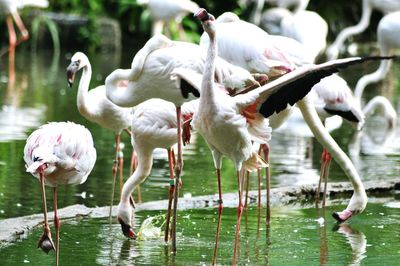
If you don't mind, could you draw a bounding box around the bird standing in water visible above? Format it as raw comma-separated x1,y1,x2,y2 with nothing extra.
24,121,96,266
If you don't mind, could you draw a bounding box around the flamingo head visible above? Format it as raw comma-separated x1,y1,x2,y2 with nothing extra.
117,202,136,239
26,146,58,175
194,8,216,36
67,52,89,87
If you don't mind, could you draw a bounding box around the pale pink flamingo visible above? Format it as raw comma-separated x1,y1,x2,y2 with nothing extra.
193,8,391,264
137,0,199,39
198,13,389,224
354,11,400,101
24,121,96,266
0,0,48,54
105,33,258,252
66,52,134,220
326,0,400,60
117,98,197,241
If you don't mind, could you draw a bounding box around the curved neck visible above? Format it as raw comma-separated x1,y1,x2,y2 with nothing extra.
328,0,372,60
77,64,92,115
293,0,309,13
297,96,366,210
354,59,392,100
120,148,153,205
201,29,217,104
105,69,138,107
250,0,265,25
363,95,397,120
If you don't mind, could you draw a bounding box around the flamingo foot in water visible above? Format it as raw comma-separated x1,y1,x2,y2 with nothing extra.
332,209,353,223
38,229,55,254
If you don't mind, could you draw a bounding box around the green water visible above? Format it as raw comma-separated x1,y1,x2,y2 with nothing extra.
1,203,400,265
0,45,399,265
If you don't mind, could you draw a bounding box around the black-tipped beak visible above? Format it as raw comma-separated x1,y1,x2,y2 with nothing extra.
118,217,137,239
66,60,80,88
194,8,210,22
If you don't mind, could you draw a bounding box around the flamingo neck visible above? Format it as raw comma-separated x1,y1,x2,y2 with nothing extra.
105,69,138,107
363,95,397,122
77,63,92,116
120,148,153,205
328,1,372,60
297,95,367,212
293,0,309,13
200,30,217,105
249,0,265,25
354,59,392,100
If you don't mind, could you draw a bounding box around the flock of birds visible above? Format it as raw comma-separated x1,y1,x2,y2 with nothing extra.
2,0,399,265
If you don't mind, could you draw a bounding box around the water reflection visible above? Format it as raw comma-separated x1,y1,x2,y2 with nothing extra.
335,223,367,266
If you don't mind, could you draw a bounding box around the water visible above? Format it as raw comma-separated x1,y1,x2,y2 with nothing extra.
0,46,399,265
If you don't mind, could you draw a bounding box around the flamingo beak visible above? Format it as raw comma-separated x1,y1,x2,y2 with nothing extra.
66,60,80,87
118,217,137,239
194,8,210,21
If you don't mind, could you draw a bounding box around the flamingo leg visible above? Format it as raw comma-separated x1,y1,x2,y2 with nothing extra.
37,166,55,254
212,168,223,265
164,148,175,242
53,187,60,266
109,133,121,221
261,143,271,225
322,151,332,207
316,148,326,208
6,15,16,48
244,171,250,209
11,11,29,44
172,106,183,254
233,170,244,265
118,145,124,193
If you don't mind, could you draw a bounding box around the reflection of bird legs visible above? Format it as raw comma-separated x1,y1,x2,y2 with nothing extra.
316,148,331,208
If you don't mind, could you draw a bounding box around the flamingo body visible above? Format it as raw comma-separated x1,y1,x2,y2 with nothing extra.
24,121,96,187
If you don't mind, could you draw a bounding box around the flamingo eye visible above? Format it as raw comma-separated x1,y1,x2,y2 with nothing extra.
33,155,41,162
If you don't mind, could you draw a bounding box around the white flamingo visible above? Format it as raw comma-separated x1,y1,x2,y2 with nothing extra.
0,0,48,52
24,121,96,266
137,0,199,39
326,0,400,60
264,0,328,62
117,98,197,240
354,11,400,100
199,11,394,225
67,52,134,220
105,33,258,252
193,8,393,264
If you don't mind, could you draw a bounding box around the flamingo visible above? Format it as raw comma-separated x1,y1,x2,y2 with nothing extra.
310,74,364,206
105,33,258,253
263,0,328,62
354,11,400,101
193,8,393,264
0,0,48,54
117,98,197,241
66,52,134,220
23,121,96,266
326,0,400,60
136,0,199,39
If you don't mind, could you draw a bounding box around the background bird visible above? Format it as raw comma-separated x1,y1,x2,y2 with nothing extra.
137,0,199,39
23,121,96,266
66,52,134,220
0,0,48,54
326,0,400,60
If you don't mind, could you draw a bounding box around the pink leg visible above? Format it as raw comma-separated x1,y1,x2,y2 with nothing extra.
322,151,331,207
233,170,244,265
316,149,327,208
109,134,121,221
37,166,55,254
164,148,175,242
212,168,223,265
6,15,17,49
11,11,29,44
244,171,250,209
172,107,183,253
53,187,60,266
